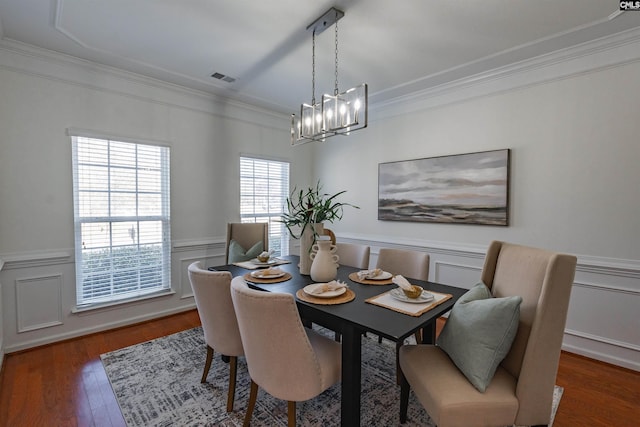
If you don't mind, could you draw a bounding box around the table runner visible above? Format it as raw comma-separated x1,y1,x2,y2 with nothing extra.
366,289,452,317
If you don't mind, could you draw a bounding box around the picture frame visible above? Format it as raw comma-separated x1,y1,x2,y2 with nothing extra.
378,149,510,226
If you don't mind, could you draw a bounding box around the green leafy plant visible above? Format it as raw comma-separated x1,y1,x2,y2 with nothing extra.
280,181,359,239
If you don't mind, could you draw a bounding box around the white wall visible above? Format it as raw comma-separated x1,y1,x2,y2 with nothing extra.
0,41,313,352
1,31,639,372
314,34,640,370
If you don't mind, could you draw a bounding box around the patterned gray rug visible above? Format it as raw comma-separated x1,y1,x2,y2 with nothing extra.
101,327,562,426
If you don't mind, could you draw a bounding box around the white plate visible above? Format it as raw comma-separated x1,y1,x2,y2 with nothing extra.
303,283,347,299
250,258,278,266
389,288,434,304
250,270,285,279
361,271,392,280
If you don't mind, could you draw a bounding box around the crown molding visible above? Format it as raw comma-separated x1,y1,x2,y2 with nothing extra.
370,26,640,120
0,38,289,129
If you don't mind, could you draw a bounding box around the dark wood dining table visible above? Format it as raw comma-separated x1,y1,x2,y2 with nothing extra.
211,255,467,426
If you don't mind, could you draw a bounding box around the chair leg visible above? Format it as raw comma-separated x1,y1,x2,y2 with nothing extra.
244,380,259,427
287,401,296,427
226,356,238,412
414,330,422,344
399,366,410,424
201,345,214,383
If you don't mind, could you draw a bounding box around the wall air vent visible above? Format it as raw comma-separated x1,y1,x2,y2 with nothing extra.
211,72,236,83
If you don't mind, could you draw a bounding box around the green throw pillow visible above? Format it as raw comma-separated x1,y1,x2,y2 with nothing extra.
228,240,263,263
437,282,522,393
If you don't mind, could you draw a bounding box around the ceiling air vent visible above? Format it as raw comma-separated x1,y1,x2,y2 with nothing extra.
211,72,236,83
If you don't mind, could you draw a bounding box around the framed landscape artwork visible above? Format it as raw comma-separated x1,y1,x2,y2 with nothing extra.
378,149,510,226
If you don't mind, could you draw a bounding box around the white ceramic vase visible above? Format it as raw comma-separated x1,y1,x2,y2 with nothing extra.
299,223,324,275
310,239,339,282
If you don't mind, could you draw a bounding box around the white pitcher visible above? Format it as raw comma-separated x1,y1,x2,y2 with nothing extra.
310,239,339,282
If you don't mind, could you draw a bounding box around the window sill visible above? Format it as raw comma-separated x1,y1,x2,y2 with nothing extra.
72,289,176,314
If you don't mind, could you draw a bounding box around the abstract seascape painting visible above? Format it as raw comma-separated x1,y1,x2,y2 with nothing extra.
378,149,510,226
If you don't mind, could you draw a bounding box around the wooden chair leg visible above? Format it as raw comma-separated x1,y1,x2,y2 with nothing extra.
414,330,422,343
201,345,214,383
287,401,296,427
226,356,238,412
244,380,258,427
399,366,410,424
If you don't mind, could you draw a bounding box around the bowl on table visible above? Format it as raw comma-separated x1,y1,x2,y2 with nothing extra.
402,285,423,299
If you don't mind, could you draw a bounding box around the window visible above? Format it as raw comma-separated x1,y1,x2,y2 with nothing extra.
71,134,171,307
240,156,290,256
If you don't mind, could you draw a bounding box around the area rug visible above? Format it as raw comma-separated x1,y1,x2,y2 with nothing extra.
101,327,562,426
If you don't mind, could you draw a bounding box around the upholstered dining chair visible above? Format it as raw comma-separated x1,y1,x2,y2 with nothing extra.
225,222,269,264
399,240,577,427
335,242,370,269
376,247,430,346
230,276,341,427
188,262,244,412
376,247,430,281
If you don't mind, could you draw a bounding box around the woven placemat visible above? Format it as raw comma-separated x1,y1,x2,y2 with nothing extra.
296,288,356,305
348,272,393,285
242,272,292,284
366,289,452,317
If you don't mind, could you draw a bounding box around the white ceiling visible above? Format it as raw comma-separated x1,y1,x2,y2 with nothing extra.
1,1,639,114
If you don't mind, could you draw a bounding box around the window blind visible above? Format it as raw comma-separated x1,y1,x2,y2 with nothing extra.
240,156,290,256
71,136,171,306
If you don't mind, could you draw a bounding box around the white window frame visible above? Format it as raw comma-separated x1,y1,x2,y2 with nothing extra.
70,131,171,309
240,156,290,256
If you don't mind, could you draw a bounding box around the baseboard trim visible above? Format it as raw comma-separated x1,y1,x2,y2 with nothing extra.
3,304,196,354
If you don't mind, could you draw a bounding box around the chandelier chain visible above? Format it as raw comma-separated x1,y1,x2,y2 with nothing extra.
334,14,339,95
312,30,316,104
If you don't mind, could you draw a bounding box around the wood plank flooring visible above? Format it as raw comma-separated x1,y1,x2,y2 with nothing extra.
0,310,638,426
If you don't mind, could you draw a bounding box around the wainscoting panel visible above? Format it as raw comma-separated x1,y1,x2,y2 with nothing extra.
434,261,482,289
177,254,226,300
2,237,638,371
16,274,63,333
0,240,226,353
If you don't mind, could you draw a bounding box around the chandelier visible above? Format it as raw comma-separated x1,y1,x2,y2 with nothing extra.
291,7,368,145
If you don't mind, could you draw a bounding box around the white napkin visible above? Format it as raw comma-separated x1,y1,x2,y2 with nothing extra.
357,268,383,280
260,267,282,275
308,280,348,295
392,275,413,291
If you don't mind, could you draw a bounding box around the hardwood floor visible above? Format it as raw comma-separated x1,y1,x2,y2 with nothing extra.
0,310,638,426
